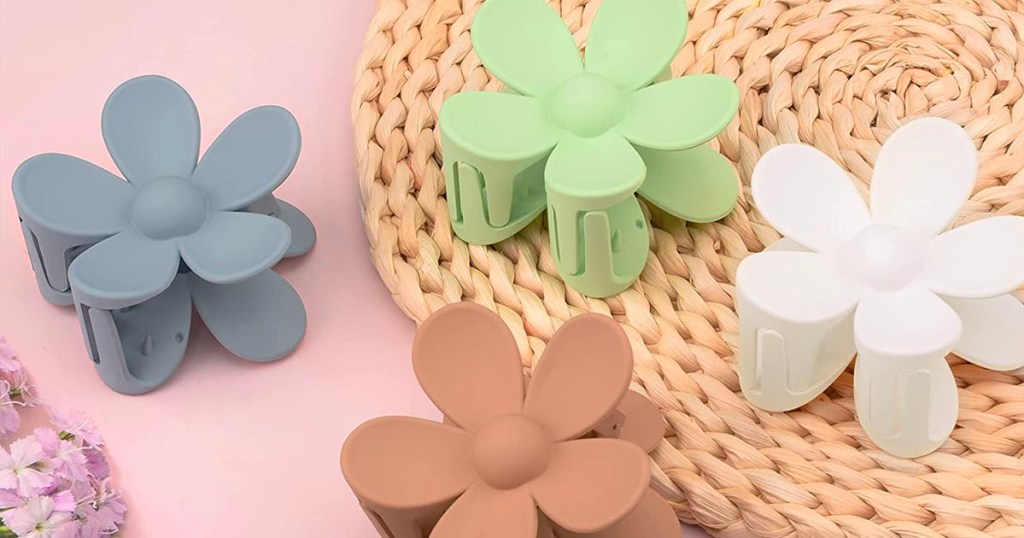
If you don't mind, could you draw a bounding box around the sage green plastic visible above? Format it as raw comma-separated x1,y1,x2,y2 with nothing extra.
439,0,740,297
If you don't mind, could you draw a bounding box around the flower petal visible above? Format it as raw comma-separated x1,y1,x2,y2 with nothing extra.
12,153,134,237
413,303,526,432
532,439,649,534
636,145,738,222
191,106,301,211
737,251,859,411
67,231,179,309
620,75,738,151
276,199,318,257
924,216,1024,299
752,144,872,252
178,212,290,284
870,117,977,237
855,286,962,359
101,75,200,185
524,314,632,441
441,92,558,163
190,270,306,362
545,134,645,206
471,0,582,96
341,417,473,510
854,345,958,458
945,294,1024,371
440,92,557,237
584,0,687,91
431,482,537,538
559,489,680,538
547,194,649,298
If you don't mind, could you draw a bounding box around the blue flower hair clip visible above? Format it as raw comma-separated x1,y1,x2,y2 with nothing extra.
12,75,316,395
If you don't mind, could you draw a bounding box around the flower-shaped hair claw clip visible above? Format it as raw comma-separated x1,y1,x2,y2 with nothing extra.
737,117,1024,457
342,303,679,537
13,75,316,395
440,0,739,297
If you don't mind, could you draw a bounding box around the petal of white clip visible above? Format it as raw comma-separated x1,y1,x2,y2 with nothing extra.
737,251,859,411
924,216,1024,299
752,144,871,253
853,285,961,457
944,294,1024,371
855,285,961,359
870,118,977,237
854,346,958,458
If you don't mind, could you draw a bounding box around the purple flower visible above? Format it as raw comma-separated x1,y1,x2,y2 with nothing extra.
75,480,125,537
82,450,108,482
0,439,53,496
3,495,73,537
33,430,87,483
0,488,22,509
46,410,102,448
5,370,36,408
0,382,22,437
0,338,20,374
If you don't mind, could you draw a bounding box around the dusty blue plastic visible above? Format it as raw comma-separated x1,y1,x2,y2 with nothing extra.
12,75,316,395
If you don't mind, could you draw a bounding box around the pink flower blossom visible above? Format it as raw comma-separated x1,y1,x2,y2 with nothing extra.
0,488,22,509
5,369,36,407
46,409,102,448
74,480,125,537
33,430,87,482
0,382,22,437
0,337,20,373
3,495,73,537
0,439,53,496
82,450,108,481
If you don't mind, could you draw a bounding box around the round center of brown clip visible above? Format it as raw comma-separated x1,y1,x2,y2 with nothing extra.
472,414,553,490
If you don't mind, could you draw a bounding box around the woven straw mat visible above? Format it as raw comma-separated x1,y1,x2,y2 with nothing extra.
353,0,1024,536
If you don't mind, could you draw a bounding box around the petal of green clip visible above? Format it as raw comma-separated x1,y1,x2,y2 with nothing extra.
440,0,740,297
584,0,688,91
638,145,739,223
472,0,583,96
621,75,740,151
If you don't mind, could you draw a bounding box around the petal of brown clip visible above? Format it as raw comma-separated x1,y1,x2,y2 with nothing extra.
341,302,680,537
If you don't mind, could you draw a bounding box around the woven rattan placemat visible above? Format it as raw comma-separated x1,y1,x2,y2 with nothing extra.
353,1,1024,536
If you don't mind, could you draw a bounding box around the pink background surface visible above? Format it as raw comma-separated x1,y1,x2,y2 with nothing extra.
0,1,708,536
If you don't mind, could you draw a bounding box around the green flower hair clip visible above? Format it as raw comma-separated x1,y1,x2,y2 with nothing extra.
440,0,740,297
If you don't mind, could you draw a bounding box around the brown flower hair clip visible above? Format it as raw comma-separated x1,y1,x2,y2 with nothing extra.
341,302,679,537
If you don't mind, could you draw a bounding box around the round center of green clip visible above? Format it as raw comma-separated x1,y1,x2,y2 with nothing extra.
548,73,628,138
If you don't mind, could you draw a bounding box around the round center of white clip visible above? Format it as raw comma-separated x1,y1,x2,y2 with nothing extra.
132,176,208,240
548,73,627,138
839,223,925,291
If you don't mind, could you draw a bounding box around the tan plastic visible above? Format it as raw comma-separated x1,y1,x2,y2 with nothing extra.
341,303,680,537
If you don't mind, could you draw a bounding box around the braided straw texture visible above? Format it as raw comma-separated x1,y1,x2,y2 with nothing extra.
353,0,1024,536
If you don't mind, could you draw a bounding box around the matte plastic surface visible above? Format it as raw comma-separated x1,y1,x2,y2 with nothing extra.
341,303,679,537
738,117,1024,457
11,74,316,394
439,0,739,297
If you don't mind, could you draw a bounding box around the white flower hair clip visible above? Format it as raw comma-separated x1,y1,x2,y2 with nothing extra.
737,117,1024,457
